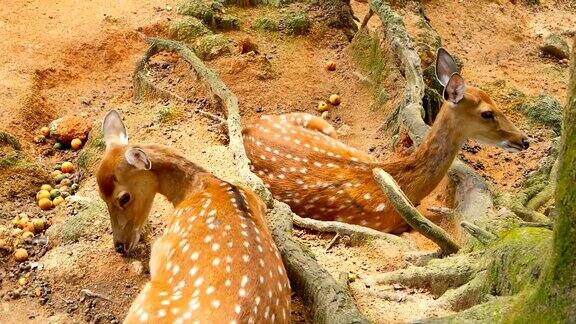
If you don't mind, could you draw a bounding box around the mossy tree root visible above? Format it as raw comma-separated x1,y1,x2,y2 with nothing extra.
373,168,460,255
372,254,476,296
137,38,369,323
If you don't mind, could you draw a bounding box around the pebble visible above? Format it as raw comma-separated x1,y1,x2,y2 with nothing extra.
130,260,144,275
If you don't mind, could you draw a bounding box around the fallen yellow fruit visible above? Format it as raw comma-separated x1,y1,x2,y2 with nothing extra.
38,198,53,210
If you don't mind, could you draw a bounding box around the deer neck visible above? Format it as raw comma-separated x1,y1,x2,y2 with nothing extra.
143,145,208,206
393,103,467,201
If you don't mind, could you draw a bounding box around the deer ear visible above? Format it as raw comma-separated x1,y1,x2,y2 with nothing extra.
443,73,466,104
102,110,128,147
125,148,152,170
436,48,459,87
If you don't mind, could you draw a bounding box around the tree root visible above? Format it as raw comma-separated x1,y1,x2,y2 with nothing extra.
460,221,497,245
136,38,370,323
373,168,460,255
368,0,427,145
370,254,476,296
293,214,410,248
434,271,488,311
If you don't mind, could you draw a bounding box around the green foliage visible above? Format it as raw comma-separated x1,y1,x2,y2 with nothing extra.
169,17,212,42
253,17,279,32
193,34,233,60
283,12,310,35
516,94,563,134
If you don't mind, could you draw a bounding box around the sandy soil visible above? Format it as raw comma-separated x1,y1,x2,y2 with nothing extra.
0,0,572,322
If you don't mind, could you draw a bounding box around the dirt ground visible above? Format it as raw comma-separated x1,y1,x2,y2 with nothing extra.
0,0,573,323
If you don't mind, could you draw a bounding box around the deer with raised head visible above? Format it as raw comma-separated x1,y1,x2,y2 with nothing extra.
243,48,529,234
97,111,290,323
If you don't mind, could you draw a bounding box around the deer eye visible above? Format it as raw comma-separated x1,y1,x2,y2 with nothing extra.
481,111,494,120
118,192,131,207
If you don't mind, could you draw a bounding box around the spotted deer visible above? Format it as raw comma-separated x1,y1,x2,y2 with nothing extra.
243,48,529,234
97,111,290,323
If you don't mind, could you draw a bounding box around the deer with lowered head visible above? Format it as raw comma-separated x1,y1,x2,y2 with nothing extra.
97,111,290,323
243,48,529,234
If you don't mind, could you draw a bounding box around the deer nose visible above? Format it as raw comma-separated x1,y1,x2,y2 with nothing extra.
114,242,126,254
521,137,530,149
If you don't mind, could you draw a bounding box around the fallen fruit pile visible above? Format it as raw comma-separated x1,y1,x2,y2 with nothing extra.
0,212,49,262
36,161,79,210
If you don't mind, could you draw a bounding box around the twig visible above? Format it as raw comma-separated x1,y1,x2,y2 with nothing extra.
325,233,341,251
373,168,460,255
138,38,369,323
460,221,497,245
427,207,455,218
293,215,409,247
196,109,226,123
359,9,373,29
81,289,113,302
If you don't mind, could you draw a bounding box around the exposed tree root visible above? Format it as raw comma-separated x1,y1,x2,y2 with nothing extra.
293,214,410,248
371,254,476,295
373,168,460,255
135,38,370,323
368,0,427,145
434,271,488,311
460,221,497,245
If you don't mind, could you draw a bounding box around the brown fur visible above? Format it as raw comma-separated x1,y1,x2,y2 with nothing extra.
97,144,290,323
243,87,527,233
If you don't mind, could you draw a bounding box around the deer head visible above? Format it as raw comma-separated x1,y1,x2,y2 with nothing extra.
436,48,529,152
97,110,157,254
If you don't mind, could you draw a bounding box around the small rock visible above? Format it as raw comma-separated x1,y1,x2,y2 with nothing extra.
49,115,92,145
540,33,570,60
131,260,144,275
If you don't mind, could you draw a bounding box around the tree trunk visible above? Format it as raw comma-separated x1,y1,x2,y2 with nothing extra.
511,38,576,322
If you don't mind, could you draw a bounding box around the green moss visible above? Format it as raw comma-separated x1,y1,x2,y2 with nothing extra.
214,14,241,30
351,29,390,101
169,17,212,42
157,106,184,123
0,152,24,168
253,17,279,32
46,197,109,246
433,295,517,323
540,33,569,59
282,12,310,35
179,0,219,25
0,131,21,150
485,228,552,296
77,124,105,173
194,34,233,60
516,94,563,134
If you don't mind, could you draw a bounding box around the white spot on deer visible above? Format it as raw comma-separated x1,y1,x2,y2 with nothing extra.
364,193,372,200
212,243,220,251
375,203,386,212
